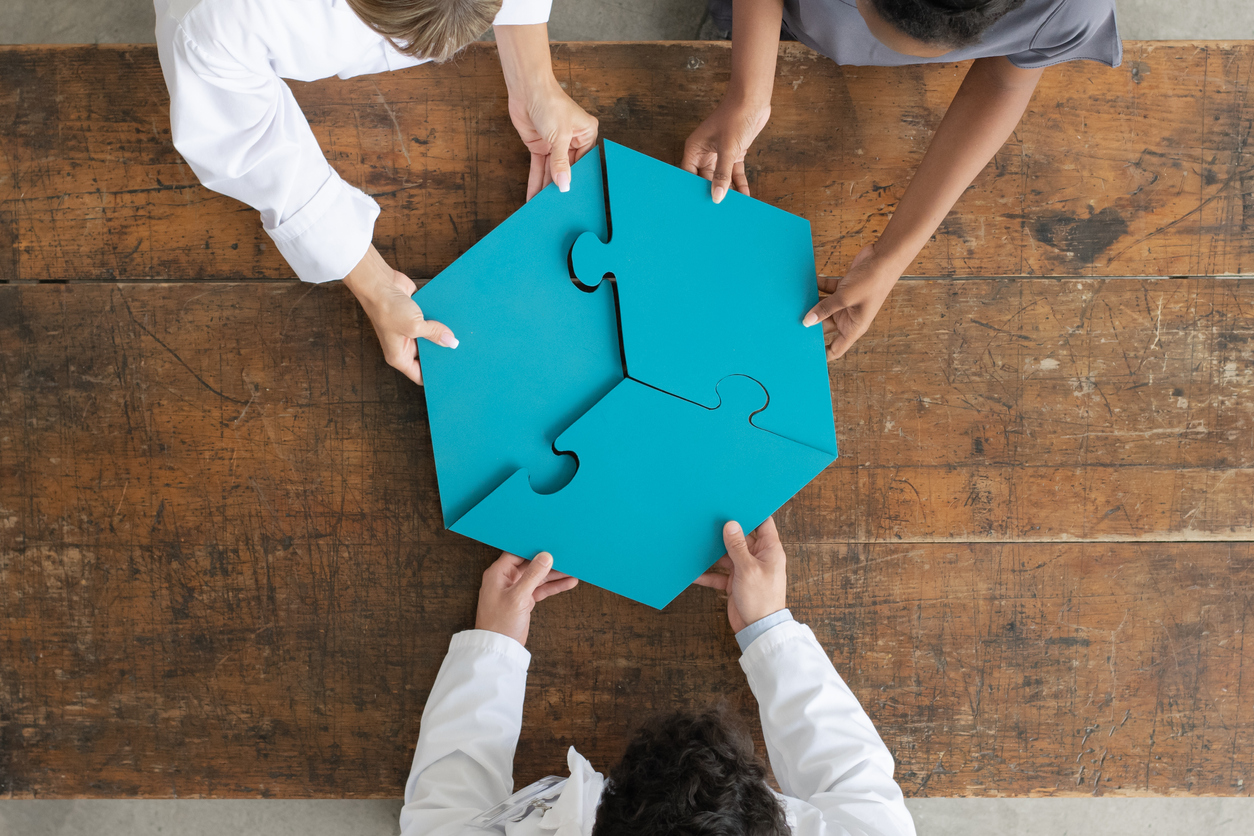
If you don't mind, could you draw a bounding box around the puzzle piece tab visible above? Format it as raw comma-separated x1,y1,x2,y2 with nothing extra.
572,140,837,456
415,148,624,526
452,375,834,609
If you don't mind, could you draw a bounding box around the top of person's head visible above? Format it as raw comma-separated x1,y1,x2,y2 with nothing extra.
347,0,503,63
863,0,1028,54
591,709,789,836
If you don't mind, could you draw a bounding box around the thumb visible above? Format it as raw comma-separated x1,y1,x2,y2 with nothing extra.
802,291,846,328
723,521,753,566
412,313,459,349
710,148,736,204
549,134,573,192
518,552,555,597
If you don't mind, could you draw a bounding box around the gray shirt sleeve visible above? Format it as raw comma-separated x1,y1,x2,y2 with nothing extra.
735,608,795,653
784,0,1121,69
1007,0,1122,69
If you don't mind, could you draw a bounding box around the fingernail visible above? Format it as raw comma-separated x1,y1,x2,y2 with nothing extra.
712,186,726,204
440,332,459,348
726,521,741,534
555,172,571,193
536,553,553,567
802,313,818,327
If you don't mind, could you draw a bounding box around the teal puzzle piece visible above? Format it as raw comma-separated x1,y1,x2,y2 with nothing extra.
414,140,838,609
414,148,624,526
571,141,837,457
452,376,834,609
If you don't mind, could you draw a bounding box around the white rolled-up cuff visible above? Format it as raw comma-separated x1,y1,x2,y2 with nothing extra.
266,169,380,283
493,0,553,26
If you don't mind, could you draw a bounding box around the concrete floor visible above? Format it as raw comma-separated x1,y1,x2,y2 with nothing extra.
2,0,1253,43
2,796,1253,836
2,1,1252,834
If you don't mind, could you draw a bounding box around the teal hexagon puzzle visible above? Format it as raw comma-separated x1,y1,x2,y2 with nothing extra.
571,141,837,456
415,141,837,609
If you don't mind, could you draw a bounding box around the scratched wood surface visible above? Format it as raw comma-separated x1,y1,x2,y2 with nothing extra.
2,279,1251,797
1,41,1252,283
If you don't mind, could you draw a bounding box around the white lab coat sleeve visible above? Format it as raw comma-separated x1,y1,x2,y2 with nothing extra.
740,621,916,836
492,0,555,26
399,629,532,836
155,10,379,283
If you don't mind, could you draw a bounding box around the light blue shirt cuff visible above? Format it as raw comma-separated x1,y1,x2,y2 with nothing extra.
735,608,794,653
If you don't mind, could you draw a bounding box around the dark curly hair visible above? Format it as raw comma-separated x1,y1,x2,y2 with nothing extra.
868,0,1028,49
591,709,789,836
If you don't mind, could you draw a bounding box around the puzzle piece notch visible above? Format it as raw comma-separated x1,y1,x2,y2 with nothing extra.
570,140,838,457
415,147,623,527
452,373,835,609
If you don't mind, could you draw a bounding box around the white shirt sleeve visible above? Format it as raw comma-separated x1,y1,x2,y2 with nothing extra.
739,621,916,836
399,629,532,836
155,7,380,283
493,0,554,26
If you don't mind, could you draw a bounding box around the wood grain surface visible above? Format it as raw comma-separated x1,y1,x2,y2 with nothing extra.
1,41,1252,283
2,279,1251,797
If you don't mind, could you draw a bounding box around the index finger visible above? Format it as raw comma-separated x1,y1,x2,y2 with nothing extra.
693,572,730,591
680,143,705,176
388,345,425,386
751,515,780,548
526,153,546,202
817,276,841,294
495,552,528,569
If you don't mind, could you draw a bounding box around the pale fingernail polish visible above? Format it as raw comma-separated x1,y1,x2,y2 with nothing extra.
802,313,818,327
441,333,459,348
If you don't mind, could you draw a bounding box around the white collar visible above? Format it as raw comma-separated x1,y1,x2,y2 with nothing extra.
510,748,604,836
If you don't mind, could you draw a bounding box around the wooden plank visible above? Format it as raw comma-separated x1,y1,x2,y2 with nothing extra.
1,536,1249,797
1,42,1251,283
526,541,1254,799
1,279,1251,550
1,278,1252,797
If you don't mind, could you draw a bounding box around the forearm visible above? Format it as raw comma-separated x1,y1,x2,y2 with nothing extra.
400,630,531,834
156,14,377,283
728,0,784,108
741,622,914,836
495,23,560,101
875,57,1042,272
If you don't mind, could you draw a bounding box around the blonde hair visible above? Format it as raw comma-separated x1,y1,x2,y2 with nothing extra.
347,0,503,63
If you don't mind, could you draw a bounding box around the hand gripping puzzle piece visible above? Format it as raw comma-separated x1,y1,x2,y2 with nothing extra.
415,141,838,608
452,375,834,609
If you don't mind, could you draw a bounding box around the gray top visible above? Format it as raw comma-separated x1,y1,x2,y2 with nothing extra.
782,0,1122,68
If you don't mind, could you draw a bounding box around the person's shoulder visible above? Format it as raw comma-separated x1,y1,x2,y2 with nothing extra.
166,0,270,50
1026,0,1118,40
1009,0,1121,68
165,0,260,29
168,0,353,65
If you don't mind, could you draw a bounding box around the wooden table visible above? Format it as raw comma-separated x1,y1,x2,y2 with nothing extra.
1,41,1251,799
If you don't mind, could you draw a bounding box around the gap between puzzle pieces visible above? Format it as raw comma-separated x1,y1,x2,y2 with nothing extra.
415,141,837,609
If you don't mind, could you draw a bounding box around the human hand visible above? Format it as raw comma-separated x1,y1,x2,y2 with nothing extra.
681,97,771,204
509,79,599,201
475,552,579,647
694,516,788,633
802,243,901,360
342,245,456,386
